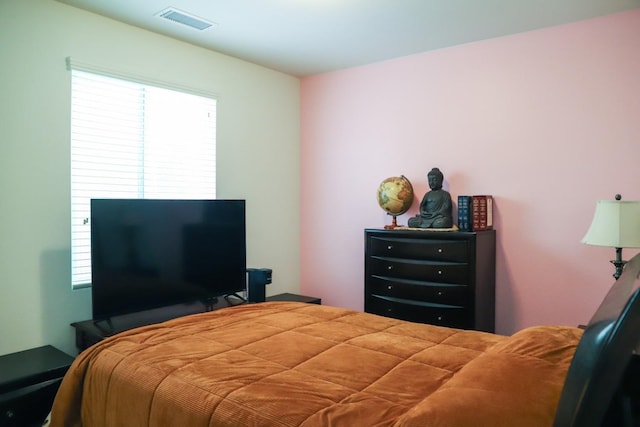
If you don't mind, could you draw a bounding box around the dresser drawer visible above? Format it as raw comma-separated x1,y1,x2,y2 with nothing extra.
368,256,469,283
366,295,470,328
368,275,468,305
368,236,468,262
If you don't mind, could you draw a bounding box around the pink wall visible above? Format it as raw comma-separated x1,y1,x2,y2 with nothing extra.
299,10,640,335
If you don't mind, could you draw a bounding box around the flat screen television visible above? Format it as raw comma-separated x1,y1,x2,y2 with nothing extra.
90,199,246,322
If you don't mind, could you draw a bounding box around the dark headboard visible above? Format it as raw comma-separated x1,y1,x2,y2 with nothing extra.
554,252,640,427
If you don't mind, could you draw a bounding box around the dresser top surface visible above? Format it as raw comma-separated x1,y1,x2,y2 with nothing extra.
365,228,495,238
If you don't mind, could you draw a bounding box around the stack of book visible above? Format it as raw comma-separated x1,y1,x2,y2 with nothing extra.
457,195,493,231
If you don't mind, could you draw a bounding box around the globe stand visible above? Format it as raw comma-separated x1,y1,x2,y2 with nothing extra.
384,215,400,230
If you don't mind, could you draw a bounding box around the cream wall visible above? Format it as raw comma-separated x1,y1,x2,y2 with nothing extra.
0,0,300,356
300,10,640,334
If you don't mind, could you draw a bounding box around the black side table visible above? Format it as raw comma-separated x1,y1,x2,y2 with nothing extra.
266,293,322,305
0,345,75,426
72,294,322,353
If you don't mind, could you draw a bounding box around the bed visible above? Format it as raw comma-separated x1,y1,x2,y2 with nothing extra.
50,253,640,427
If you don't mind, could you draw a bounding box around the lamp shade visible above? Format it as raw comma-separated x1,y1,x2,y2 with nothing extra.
582,200,640,248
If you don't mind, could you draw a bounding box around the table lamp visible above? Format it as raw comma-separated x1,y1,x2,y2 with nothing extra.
581,195,640,280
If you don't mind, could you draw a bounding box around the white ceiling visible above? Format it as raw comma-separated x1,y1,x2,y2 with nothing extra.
56,0,640,77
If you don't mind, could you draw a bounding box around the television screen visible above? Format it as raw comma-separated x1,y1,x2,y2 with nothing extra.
90,199,246,321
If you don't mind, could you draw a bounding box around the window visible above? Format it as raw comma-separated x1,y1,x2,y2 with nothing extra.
70,68,217,289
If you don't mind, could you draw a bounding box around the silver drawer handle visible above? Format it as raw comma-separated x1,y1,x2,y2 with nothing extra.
438,248,443,253
437,270,442,275
387,265,393,270
387,245,393,250
437,316,443,321
387,285,393,290
437,291,443,296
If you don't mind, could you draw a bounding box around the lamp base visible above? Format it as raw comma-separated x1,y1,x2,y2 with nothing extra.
611,247,626,280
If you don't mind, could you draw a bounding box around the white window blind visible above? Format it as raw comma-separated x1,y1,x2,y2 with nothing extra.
70,69,217,289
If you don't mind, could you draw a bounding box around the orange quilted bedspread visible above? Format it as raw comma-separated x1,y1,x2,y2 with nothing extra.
50,302,581,427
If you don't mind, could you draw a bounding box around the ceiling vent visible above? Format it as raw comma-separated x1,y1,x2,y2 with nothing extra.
156,7,216,31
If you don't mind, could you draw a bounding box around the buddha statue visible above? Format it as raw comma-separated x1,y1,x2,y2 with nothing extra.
407,168,453,229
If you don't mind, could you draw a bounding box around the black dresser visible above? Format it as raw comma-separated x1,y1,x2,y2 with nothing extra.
364,228,496,332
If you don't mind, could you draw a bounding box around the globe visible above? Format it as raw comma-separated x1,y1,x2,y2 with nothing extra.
377,175,414,229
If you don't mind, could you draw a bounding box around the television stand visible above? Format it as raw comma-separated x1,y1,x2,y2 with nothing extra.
72,299,236,351
72,293,322,352
201,296,219,311
92,318,115,337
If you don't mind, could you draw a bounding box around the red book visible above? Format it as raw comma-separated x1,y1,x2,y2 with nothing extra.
472,195,493,231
